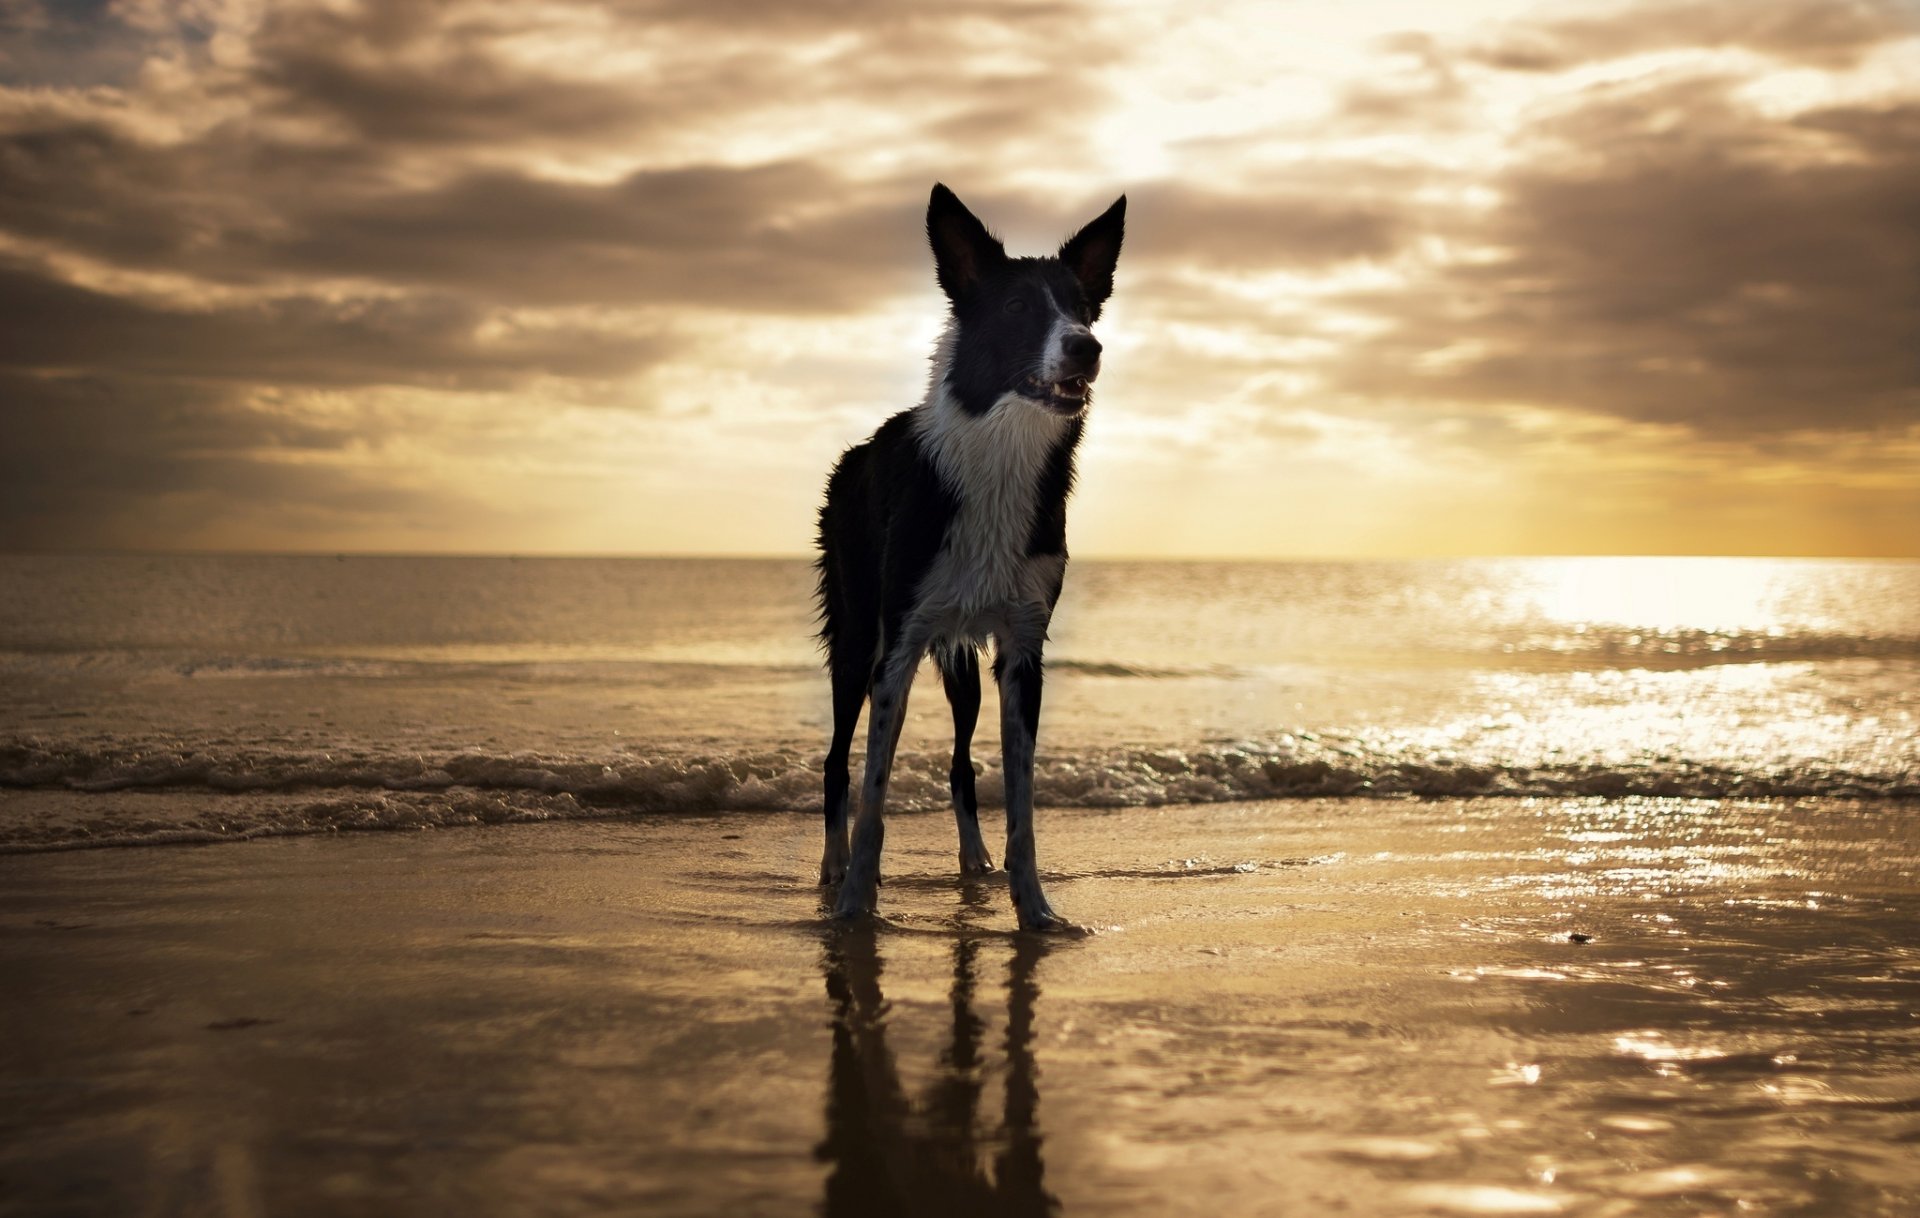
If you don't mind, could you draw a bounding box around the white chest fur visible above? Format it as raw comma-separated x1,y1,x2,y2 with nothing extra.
911,388,1069,650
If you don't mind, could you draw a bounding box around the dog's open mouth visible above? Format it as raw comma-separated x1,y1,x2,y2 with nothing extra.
1023,374,1092,412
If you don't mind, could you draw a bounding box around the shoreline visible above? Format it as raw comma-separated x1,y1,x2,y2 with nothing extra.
5,801,1917,1215
5,780,1918,856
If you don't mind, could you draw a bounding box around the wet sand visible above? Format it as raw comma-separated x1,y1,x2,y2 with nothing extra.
3,799,1917,1216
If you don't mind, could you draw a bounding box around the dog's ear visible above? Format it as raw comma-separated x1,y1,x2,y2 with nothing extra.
1060,195,1126,313
927,183,1005,304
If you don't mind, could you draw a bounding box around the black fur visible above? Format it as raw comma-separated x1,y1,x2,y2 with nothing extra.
944,259,1098,416
814,412,957,848
940,648,983,829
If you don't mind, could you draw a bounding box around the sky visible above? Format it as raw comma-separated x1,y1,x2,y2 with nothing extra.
1,0,1916,558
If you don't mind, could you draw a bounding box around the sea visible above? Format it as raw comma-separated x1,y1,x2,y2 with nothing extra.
2,554,1916,850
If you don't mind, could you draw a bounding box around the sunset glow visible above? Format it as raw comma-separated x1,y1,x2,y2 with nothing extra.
3,0,1916,556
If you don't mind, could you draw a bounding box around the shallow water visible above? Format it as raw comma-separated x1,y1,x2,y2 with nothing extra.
4,799,1916,1215
3,556,1916,849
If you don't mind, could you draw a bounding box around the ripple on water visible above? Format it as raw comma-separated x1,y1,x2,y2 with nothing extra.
1400,1183,1574,1214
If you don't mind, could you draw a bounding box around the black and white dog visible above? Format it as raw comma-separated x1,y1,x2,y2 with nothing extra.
815,184,1125,931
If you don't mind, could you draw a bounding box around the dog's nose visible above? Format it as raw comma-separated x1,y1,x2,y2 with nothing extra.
1063,332,1102,368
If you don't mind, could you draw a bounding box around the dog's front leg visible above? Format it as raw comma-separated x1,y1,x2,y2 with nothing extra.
997,615,1068,932
833,636,923,920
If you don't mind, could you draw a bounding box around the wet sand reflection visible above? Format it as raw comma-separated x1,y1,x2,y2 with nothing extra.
817,925,1058,1217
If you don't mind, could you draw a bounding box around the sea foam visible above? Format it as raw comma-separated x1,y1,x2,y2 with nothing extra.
4,732,1914,851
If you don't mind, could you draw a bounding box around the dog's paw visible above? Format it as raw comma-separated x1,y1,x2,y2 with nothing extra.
830,896,875,922
819,839,850,886
831,874,877,921
958,848,997,877
1015,904,1088,936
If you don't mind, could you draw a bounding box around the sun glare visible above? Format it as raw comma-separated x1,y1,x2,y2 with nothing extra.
1523,557,1811,635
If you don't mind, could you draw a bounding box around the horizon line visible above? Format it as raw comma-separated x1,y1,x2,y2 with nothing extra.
4,548,1916,563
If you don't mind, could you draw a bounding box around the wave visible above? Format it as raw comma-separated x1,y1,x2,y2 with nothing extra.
1479,628,1920,669
0,650,418,680
6,632,1918,689
4,626,1917,686
0,649,811,684
3,733,1914,851
1046,659,1235,678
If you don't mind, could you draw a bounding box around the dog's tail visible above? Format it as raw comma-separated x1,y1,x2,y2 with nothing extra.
813,443,868,659
812,500,838,656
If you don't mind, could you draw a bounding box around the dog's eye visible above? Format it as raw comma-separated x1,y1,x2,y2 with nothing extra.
1005,299,1026,314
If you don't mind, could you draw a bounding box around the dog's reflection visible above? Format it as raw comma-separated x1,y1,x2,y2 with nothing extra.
817,925,1059,1217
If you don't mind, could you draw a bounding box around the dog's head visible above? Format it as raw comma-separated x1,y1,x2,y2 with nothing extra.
927,184,1126,418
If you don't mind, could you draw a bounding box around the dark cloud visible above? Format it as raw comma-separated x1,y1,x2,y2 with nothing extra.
241,0,1116,158
253,42,640,150
246,2,688,149
0,114,267,272
0,0,152,87
1468,0,1916,72
0,110,929,310
0,260,668,387
0,0,1128,317
630,0,1078,28
1329,81,1920,436
278,163,926,311
1126,183,1406,268
0,371,440,549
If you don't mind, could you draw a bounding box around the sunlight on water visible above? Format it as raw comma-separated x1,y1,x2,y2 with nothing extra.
1401,1183,1569,1214
1521,557,1815,636
1611,1034,1734,1065
1,555,1915,846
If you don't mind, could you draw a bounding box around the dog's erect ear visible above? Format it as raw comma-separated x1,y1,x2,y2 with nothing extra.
927,183,1005,304
1060,195,1126,312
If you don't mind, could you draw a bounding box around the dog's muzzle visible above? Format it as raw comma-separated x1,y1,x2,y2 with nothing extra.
1022,360,1098,414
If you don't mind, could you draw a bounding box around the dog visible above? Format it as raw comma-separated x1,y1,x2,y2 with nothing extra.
814,183,1125,931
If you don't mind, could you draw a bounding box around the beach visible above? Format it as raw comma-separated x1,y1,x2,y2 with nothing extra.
5,798,1918,1216
3,554,1917,1213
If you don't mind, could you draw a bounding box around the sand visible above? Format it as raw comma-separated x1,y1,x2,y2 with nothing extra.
3,798,1917,1216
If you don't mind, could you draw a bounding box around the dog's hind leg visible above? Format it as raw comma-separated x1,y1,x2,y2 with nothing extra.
995,612,1070,932
939,647,994,875
833,631,926,919
820,637,873,885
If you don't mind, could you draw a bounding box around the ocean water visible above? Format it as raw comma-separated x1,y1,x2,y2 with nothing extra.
2,554,1916,849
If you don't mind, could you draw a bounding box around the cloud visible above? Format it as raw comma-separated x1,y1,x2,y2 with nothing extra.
1325,75,1920,437
0,259,669,387
0,370,417,549
238,0,1124,170
1125,182,1407,269
245,3,651,149
0,0,1121,312
0,109,928,310
1467,0,1916,72
1,0,1916,553
0,0,152,87
278,163,926,311
1334,31,1471,130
